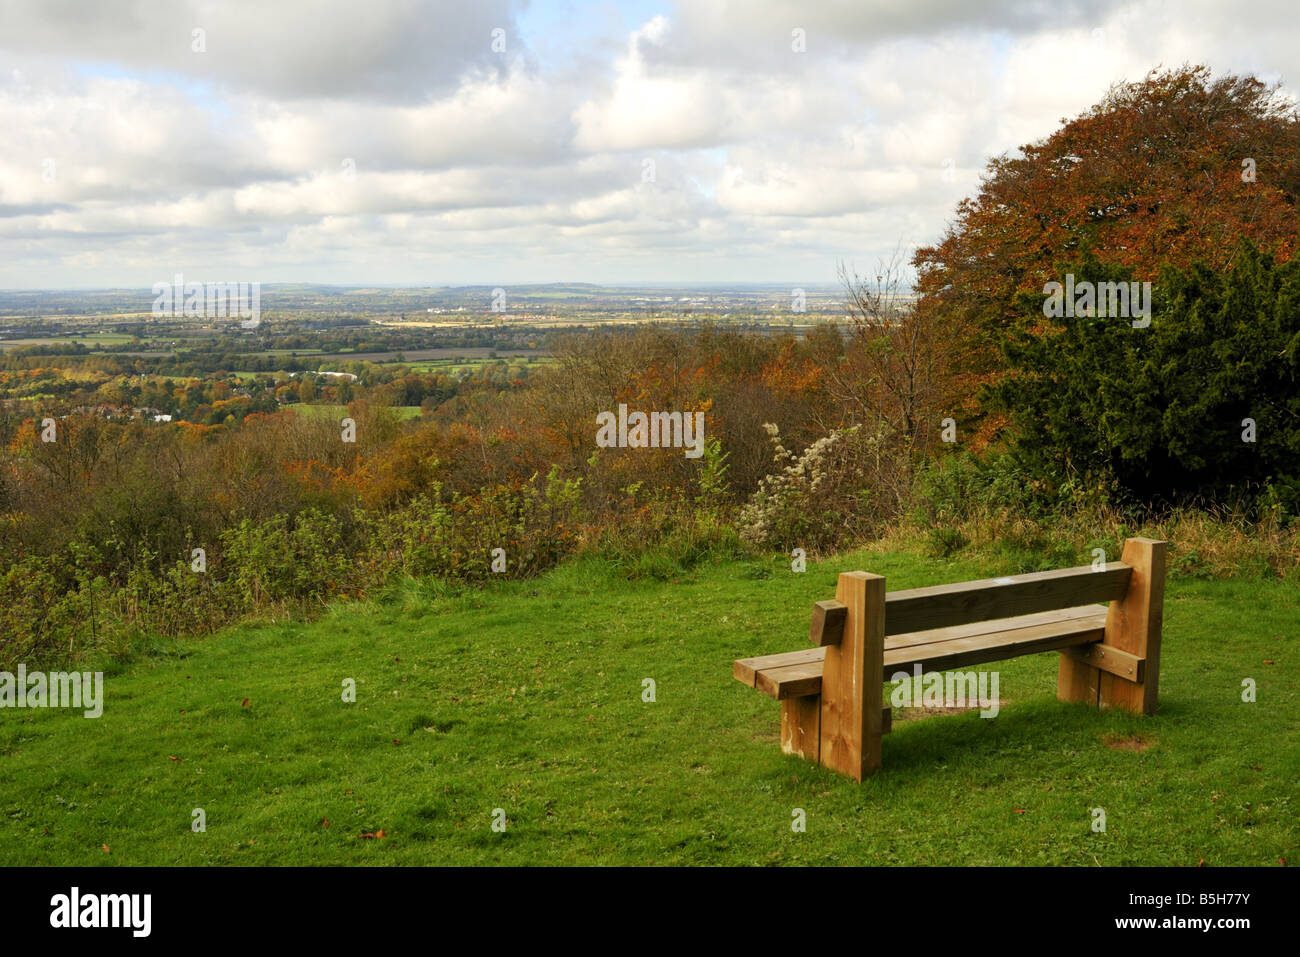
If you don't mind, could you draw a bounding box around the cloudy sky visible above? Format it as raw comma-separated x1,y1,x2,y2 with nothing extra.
1,0,1295,289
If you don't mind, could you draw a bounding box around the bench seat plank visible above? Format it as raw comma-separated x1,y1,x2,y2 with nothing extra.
756,660,824,699
734,646,824,687
887,611,1106,675
885,603,1108,651
735,605,1109,700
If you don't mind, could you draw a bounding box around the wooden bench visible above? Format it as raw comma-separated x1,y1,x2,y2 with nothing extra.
734,538,1167,780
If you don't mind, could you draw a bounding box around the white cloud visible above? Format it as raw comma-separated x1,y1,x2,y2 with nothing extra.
0,0,1297,286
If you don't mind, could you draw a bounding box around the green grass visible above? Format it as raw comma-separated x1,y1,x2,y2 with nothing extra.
1,548,1294,865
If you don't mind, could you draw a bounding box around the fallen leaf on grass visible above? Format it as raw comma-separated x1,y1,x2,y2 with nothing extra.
101,844,110,853
167,755,179,762
359,830,387,839
241,698,249,708
320,818,330,829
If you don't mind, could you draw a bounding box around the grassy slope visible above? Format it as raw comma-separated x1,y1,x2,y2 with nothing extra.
1,548,1295,866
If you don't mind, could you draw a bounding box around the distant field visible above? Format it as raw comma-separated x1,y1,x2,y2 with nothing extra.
402,362,479,374
399,355,552,373
341,348,545,363
291,404,423,421
0,333,139,350
250,349,328,357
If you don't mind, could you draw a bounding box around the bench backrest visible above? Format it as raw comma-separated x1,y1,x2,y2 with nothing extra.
884,562,1132,634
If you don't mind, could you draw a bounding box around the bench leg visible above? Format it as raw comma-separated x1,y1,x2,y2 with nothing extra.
781,695,820,761
1057,646,1102,706
1098,538,1166,714
818,571,886,781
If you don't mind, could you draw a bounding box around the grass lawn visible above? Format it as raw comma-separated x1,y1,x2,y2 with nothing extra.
1,548,1294,865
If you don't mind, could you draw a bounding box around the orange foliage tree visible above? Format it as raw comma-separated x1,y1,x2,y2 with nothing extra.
914,65,1300,346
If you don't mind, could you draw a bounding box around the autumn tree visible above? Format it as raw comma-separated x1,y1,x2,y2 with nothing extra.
914,65,1300,349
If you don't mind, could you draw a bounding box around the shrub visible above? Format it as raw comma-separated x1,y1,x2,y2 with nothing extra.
993,244,1300,516
738,423,891,553
220,508,356,608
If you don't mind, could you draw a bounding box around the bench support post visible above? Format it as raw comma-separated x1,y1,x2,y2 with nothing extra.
781,694,820,761
1097,538,1166,714
818,571,885,781
1056,633,1103,707
1058,537,1166,713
